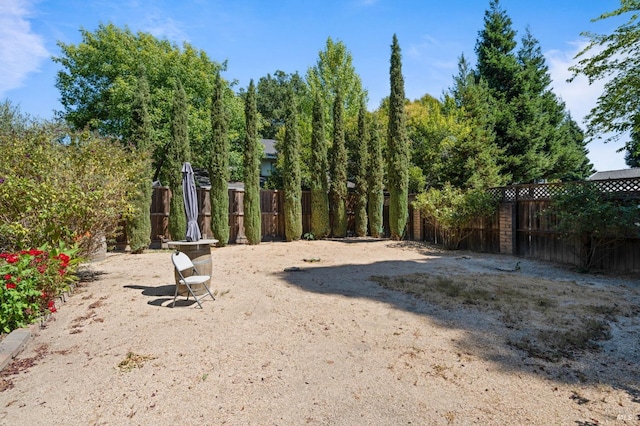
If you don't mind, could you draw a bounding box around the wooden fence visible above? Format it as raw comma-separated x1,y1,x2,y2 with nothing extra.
148,187,417,247
422,177,640,273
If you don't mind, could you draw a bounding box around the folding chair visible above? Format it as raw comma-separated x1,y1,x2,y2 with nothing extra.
171,251,215,308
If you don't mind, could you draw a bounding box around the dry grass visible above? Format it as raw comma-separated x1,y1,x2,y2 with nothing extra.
371,273,640,363
116,351,156,372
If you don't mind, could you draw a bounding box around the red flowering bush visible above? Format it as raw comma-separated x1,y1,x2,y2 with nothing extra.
0,244,79,333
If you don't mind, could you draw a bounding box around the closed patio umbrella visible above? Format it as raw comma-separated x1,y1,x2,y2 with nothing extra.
182,162,201,242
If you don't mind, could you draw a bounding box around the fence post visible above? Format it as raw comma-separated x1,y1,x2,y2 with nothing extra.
499,202,514,254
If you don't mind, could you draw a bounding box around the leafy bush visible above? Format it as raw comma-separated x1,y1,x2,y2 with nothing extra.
0,104,147,257
0,243,79,333
413,184,497,249
544,182,640,270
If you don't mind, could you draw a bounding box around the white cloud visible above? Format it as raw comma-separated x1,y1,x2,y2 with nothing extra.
0,0,49,97
546,40,627,171
546,40,603,127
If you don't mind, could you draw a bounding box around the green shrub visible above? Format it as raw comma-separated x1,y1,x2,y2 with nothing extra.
413,184,497,249
0,114,145,257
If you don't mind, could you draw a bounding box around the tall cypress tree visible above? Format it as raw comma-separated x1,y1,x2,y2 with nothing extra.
167,79,190,241
367,119,384,237
126,65,153,253
209,71,230,246
329,91,348,238
387,34,409,240
310,92,330,238
282,87,303,241
354,99,368,237
243,80,261,244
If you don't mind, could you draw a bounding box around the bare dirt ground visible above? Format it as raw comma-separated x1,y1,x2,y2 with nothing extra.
0,239,639,425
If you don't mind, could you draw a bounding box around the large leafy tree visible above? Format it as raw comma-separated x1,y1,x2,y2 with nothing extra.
243,80,261,245
387,34,410,240
126,65,153,252
256,70,307,139
570,0,640,159
167,80,190,241
281,88,303,241
53,23,227,181
329,92,348,237
306,37,367,136
209,71,230,246
310,92,330,238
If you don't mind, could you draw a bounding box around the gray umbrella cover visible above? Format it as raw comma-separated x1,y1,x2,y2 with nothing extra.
182,162,202,242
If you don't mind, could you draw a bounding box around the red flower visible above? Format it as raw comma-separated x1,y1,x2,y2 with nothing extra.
29,249,43,256
47,300,57,313
37,265,47,274
6,283,16,290
5,254,19,264
58,268,66,276
3,274,11,281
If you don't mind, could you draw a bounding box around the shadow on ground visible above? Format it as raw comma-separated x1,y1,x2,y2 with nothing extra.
276,241,640,405
123,284,199,307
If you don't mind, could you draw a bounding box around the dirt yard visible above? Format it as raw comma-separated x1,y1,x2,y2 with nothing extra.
1,239,639,425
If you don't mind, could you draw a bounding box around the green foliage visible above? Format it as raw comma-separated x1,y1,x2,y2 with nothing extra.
281,88,303,241
209,72,230,246
306,37,367,132
367,121,385,238
545,182,640,270
413,185,498,250
625,129,640,167
52,23,242,181
256,70,308,140
126,66,153,253
408,165,426,194
474,1,593,183
329,92,348,238
354,101,369,236
167,80,190,241
0,106,145,257
243,80,262,245
310,92,330,238
387,34,410,240
0,244,79,333
570,0,640,154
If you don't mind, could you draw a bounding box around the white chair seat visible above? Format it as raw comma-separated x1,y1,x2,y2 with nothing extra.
180,275,211,285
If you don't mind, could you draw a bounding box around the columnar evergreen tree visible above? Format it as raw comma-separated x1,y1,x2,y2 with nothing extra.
310,92,330,238
387,34,409,240
167,80,190,241
281,88,303,241
209,71,230,246
367,120,384,238
354,100,369,237
126,65,153,253
243,80,261,245
329,91,348,237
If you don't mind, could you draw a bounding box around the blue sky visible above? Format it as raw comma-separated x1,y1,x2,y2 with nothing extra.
0,0,629,172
